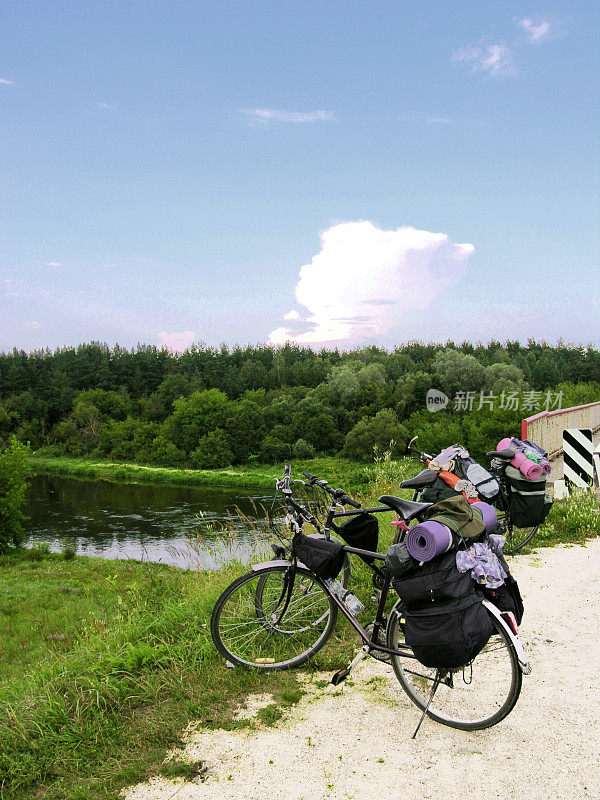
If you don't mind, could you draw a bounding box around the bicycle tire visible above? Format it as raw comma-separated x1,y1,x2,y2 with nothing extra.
496,508,539,553
386,601,522,731
211,565,338,670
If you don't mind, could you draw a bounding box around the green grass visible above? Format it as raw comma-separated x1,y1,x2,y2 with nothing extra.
0,551,359,800
527,488,600,549
28,454,409,493
2,463,597,800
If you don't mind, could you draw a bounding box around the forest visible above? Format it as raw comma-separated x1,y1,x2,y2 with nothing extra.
0,340,598,468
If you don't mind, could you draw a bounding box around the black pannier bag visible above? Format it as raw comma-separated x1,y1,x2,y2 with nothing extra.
505,465,552,528
393,549,493,670
337,513,379,564
293,534,346,580
483,550,524,625
404,596,494,670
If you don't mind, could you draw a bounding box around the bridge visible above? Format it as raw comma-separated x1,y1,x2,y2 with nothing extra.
521,401,600,486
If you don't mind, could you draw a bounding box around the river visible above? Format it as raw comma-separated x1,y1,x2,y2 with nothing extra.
24,474,278,569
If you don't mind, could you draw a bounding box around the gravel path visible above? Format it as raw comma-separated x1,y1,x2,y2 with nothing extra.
124,540,600,800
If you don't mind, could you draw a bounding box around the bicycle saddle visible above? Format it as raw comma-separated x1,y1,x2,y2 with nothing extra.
399,469,437,490
378,495,433,521
486,449,515,460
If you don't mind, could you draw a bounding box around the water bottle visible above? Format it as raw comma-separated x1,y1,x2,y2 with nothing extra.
324,579,365,617
342,591,365,617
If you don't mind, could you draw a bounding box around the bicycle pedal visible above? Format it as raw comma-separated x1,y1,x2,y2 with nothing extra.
331,668,351,686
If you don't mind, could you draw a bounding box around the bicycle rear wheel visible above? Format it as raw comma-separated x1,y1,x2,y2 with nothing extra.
386,602,522,731
211,565,337,670
496,508,538,553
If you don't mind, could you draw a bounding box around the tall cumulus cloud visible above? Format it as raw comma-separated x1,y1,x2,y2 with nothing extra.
269,222,474,346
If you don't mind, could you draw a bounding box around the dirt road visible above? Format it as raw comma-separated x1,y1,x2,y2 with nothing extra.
124,540,600,800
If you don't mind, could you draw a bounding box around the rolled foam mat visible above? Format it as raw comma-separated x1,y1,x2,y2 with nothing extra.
406,520,453,562
472,501,498,533
511,451,544,480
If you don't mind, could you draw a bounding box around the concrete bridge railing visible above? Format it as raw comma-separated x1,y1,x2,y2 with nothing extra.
521,401,600,458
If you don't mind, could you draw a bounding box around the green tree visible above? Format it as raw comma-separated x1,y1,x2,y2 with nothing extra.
0,436,30,552
190,429,234,469
484,363,526,395
433,349,486,398
53,400,103,455
76,388,131,420
224,396,266,463
343,409,408,462
290,396,342,453
164,389,229,454
0,402,19,445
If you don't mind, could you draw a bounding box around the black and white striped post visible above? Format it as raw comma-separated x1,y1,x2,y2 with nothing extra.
563,428,594,489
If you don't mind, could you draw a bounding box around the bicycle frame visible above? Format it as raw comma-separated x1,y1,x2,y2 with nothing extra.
268,491,422,661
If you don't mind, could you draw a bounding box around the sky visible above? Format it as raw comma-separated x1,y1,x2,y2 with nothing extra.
1,1,599,353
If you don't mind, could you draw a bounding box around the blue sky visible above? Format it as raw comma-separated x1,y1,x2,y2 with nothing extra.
1,1,598,352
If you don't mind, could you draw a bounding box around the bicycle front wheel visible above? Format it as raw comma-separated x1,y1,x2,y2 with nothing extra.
386,602,522,730
211,565,337,670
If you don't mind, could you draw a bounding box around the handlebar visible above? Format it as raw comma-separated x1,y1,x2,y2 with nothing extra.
302,470,361,508
406,435,433,464
275,464,293,495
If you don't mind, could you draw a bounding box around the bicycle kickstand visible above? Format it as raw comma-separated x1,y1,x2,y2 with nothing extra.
331,645,371,686
411,670,443,739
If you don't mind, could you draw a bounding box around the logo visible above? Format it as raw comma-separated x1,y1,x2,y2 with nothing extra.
426,389,449,413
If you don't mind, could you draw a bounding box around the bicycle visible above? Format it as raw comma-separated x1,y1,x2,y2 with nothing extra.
400,437,541,553
211,465,531,734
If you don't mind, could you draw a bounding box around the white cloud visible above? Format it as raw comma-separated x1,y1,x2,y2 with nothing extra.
283,309,300,320
243,108,335,128
268,221,474,346
517,16,565,45
0,77,17,86
453,43,517,77
45,261,63,267
158,330,196,352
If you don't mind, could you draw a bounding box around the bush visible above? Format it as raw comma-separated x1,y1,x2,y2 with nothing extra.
0,437,31,553
343,409,408,462
148,435,186,468
189,429,233,469
259,435,292,463
292,438,316,459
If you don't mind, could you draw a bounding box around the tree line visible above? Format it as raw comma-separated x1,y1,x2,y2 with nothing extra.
0,340,598,467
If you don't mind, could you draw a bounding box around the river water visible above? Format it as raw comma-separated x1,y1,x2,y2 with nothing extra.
24,474,278,569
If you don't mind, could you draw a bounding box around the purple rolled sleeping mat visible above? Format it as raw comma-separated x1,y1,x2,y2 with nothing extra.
405,520,453,562
496,437,548,479
510,451,544,480
472,501,498,533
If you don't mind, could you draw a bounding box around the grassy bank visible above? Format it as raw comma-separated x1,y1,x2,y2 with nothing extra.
2,474,598,799
29,454,413,492
0,550,362,800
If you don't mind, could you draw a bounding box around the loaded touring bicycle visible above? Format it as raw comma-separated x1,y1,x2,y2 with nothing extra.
211,463,531,735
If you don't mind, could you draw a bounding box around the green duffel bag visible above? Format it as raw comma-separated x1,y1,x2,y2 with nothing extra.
505,465,552,528
425,495,486,540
